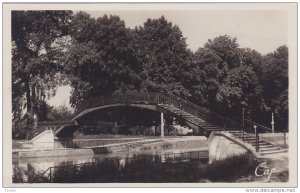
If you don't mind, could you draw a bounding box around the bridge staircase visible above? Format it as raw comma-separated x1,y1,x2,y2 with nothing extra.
158,104,220,133
228,130,288,155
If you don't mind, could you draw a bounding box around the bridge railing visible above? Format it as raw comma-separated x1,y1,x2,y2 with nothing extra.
75,93,159,114
157,93,244,131
74,92,247,132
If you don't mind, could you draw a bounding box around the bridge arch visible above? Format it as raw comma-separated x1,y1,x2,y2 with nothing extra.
47,92,244,137
71,103,167,122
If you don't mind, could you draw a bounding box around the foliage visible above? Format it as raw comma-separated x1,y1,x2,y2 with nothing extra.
11,10,73,137
11,11,289,133
260,45,288,130
193,36,254,113
202,153,259,182
64,12,142,108
134,16,193,97
47,104,74,121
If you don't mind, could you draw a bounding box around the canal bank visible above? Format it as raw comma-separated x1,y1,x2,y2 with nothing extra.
12,133,289,183
13,132,263,160
13,136,209,159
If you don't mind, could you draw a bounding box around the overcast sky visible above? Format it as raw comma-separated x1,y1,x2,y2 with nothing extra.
48,8,289,109
87,10,288,54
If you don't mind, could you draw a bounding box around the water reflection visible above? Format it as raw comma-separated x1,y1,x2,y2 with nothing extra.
13,149,208,183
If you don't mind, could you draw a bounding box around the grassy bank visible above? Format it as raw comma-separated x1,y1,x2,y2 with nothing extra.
200,153,260,182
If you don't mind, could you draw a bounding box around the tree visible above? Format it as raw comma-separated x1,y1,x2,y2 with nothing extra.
192,47,222,106
216,64,262,118
193,35,264,121
204,35,240,81
47,104,74,121
134,16,193,97
64,12,142,108
260,45,288,131
12,10,73,137
193,35,241,110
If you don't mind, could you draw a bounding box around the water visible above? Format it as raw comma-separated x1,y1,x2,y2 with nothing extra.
12,149,209,183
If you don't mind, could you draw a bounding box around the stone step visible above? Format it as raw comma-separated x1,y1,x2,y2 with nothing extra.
203,128,219,131
243,137,260,140
246,142,272,147
207,129,220,132
230,132,247,135
199,125,216,128
260,149,288,155
186,118,202,122
228,130,245,133
198,125,217,128
198,125,212,128
244,138,264,142
234,135,255,139
245,140,270,144
258,144,275,148
199,123,216,127
181,114,195,117
198,122,213,125
259,147,280,152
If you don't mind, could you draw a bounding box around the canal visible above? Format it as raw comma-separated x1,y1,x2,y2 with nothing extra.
13,149,209,183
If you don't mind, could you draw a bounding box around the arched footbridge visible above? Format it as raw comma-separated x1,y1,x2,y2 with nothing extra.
39,92,244,137
36,92,287,155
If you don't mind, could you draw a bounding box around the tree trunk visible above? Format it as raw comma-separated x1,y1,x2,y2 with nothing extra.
25,80,31,113
31,83,36,113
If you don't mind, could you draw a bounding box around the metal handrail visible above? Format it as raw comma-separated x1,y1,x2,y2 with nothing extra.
244,119,272,133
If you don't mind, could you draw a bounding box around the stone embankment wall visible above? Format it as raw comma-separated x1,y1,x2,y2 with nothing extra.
207,131,257,162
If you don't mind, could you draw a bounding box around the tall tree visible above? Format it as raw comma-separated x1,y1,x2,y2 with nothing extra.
192,47,222,106
260,45,288,130
64,12,142,108
134,16,193,97
193,35,263,120
12,10,73,135
193,35,240,110
11,11,72,137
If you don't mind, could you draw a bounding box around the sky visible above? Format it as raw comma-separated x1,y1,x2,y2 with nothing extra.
87,10,288,54
47,8,289,109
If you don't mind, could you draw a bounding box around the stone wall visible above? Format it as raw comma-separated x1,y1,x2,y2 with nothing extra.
208,131,257,162
30,130,55,150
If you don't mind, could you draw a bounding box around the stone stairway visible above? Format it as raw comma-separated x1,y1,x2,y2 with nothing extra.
159,104,221,133
228,131,288,155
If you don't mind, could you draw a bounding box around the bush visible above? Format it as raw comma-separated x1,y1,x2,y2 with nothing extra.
202,153,260,182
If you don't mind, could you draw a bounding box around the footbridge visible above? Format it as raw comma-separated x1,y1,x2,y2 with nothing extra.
36,92,287,155
43,92,243,136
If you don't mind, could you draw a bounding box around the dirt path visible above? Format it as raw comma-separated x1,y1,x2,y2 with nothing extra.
237,151,289,183
260,152,289,182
